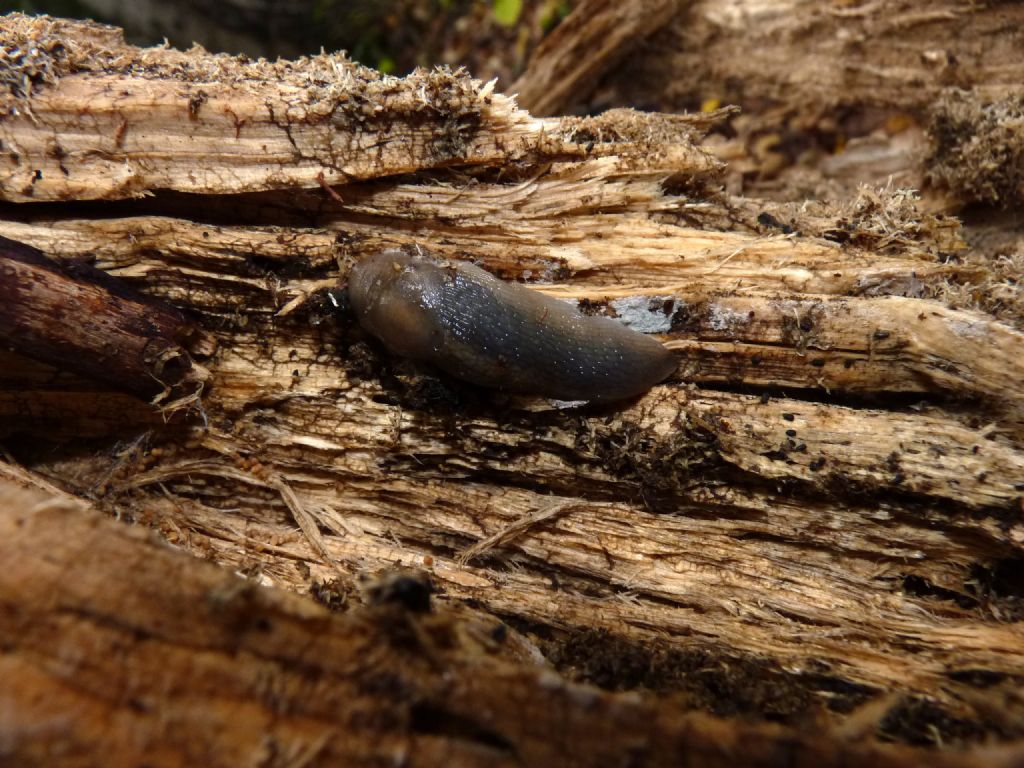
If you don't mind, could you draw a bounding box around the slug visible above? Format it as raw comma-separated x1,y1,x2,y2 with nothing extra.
347,249,677,402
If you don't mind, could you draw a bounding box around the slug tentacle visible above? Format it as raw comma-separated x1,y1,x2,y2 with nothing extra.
347,249,677,402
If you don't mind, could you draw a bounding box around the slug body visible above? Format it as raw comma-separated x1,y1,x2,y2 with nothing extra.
348,250,676,402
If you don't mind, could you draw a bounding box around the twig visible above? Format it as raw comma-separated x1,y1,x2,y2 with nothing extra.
118,460,348,577
704,244,747,275
270,475,349,578
458,501,576,565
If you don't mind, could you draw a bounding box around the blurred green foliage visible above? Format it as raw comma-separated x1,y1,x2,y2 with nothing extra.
0,0,574,77
492,0,522,27
540,0,570,31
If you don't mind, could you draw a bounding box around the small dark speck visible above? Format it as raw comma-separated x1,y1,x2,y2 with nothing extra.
810,358,826,368
977,472,988,483
491,623,508,643
366,573,433,613
757,211,794,234
873,330,891,340
751,355,763,366
128,697,149,713
809,457,826,471
759,392,770,404
782,413,795,421
785,429,797,437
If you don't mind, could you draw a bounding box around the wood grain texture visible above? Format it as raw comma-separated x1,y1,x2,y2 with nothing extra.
4,476,1019,768
619,0,1024,114
0,12,1022,756
584,1,1024,218
511,0,680,116
0,235,210,403
0,15,716,202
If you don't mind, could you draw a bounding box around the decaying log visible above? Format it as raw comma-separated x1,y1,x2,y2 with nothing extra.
511,0,680,117
6,476,1022,768
0,14,717,203
0,235,211,404
1,12,1023,759
608,1,1024,117
569,0,1024,212
540,0,1024,332
0,191,1007,409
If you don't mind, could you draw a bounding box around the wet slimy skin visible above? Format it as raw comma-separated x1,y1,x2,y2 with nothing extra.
348,249,677,402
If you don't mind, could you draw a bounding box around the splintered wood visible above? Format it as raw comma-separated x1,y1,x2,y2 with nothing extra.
0,11,1022,760
589,0,1024,224
5,478,1019,768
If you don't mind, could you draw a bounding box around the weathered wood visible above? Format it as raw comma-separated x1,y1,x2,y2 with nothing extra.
511,0,680,116
0,15,716,202
0,159,1004,410
0,235,210,404
1,12,1023,755
583,1,1024,214
2,476,1020,768
612,1,1024,116
93,383,1021,692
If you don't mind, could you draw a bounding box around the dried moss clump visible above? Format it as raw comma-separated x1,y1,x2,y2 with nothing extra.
927,90,1024,208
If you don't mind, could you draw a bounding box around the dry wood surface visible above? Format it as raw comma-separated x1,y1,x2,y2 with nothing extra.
571,0,1024,220
8,474,1023,767
0,9,1022,763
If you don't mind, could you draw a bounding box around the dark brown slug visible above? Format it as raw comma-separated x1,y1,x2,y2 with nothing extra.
347,250,677,402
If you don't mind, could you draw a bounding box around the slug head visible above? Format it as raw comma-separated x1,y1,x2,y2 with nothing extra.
348,250,447,359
